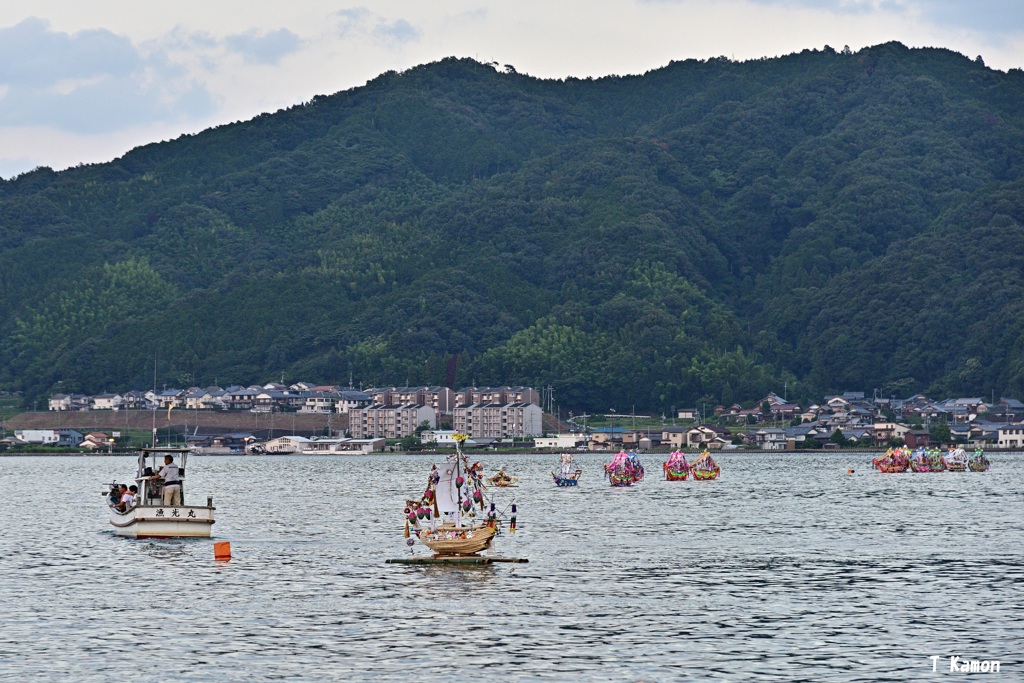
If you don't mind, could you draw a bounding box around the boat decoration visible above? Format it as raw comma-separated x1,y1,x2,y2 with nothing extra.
487,466,519,487
690,450,720,481
604,450,644,487
663,450,690,481
551,453,583,487
928,448,948,472
872,448,910,473
944,446,968,472
106,446,215,538
968,449,990,472
909,448,931,473
403,433,513,556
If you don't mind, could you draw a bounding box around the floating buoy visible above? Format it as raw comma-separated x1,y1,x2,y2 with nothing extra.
214,541,231,560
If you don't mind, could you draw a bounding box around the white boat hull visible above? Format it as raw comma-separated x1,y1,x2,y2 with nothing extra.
109,504,215,538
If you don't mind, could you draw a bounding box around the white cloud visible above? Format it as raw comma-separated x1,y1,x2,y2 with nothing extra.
225,28,302,64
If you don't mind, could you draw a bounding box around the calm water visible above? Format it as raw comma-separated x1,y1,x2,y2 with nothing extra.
0,451,1021,682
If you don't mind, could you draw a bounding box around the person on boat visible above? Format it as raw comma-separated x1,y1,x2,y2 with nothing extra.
120,485,137,510
111,484,129,511
155,455,182,506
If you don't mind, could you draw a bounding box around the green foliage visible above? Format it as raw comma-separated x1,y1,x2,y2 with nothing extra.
2,45,1024,410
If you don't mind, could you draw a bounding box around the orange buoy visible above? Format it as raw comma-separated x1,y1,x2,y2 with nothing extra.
847,469,854,474
214,541,232,560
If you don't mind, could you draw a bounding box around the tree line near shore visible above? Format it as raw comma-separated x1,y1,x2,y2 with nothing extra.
2,42,1024,413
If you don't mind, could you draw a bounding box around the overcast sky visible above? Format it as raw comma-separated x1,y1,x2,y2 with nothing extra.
1,0,1022,179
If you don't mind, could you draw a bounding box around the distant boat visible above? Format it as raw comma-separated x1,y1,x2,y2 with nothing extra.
551,453,583,487
945,447,968,472
106,447,215,538
663,450,690,481
690,451,720,481
486,466,519,487
968,449,990,472
604,450,643,487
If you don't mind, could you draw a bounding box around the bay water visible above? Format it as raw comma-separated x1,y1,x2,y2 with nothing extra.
0,451,1020,681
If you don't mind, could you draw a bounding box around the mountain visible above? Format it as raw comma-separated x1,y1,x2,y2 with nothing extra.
2,42,1024,411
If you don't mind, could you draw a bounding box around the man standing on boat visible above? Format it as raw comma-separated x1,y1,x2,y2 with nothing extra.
156,455,182,506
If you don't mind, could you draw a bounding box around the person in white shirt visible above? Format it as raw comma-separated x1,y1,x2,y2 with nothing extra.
156,455,182,506
120,485,137,509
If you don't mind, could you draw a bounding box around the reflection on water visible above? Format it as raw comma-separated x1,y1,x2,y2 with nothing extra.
0,452,1021,681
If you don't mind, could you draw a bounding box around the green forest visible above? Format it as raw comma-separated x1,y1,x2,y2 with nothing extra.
2,42,1024,412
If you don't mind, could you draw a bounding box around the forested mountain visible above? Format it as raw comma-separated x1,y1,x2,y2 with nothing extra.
2,42,1024,412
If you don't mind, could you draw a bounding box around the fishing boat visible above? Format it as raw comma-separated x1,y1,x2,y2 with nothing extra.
968,449,990,472
662,450,690,481
690,450,720,481
604,450,644,487
404,434,512,556
872,448,909,473
944,446,968,472
106,446,215,538
486,466,519,487
551,453,583,487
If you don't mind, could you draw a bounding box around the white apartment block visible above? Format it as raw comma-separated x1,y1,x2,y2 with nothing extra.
997,425,1024,449
452,402,543,438
349,404,436,439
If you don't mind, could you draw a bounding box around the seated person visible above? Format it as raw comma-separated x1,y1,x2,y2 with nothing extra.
120,485,138,510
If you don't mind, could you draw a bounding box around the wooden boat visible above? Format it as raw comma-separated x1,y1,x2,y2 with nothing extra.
486,467,519,487
551,453,583,487
872,448,909,473
909,448,930,473
690,451,720,481
968,449,990,472
663,450,690,481
106,446,215,538
404,434,510,556
604,450,644,487
945,447,968,472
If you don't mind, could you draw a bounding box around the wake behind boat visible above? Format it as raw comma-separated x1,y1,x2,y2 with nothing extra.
106,447,215,538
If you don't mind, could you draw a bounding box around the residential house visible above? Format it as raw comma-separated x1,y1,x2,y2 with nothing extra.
14,429,59,444
873,422,911,447
904,430,931,449
80,432,113,450
753,428,787,450
121,390,150,410
57,429,85,447
996,425,1024,449
48,394,72,411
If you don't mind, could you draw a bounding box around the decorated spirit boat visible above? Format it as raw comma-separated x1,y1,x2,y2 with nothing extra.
928,448,948,472
872,448,910,473
690,450,720,481
106,447,215,538
909,448,931,473
486,466,519,488
403,434,513,556
944,447,968,472
968,449,990,472
662,450,690,481
604,450,644,487
552,453,583,487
